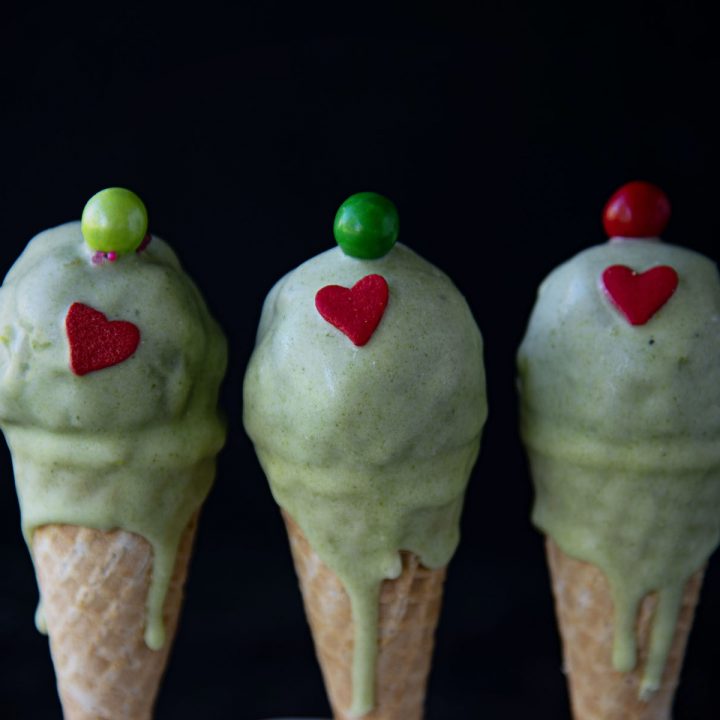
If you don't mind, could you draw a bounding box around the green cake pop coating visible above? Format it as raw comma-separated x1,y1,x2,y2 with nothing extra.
0,220,227,651
333,192,399,259
81,188,148,255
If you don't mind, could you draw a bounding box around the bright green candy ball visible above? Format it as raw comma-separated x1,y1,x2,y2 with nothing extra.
333,192,399,259
81,188,148,255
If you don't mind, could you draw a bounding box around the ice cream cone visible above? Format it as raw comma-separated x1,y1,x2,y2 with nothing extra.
545,537,704,720
31,513,199,720
244,193,485,717
282,511,446,720
0,190,227,718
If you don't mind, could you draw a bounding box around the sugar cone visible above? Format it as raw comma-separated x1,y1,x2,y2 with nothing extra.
545,537,704,720
282,511,446,720
31,514,198,720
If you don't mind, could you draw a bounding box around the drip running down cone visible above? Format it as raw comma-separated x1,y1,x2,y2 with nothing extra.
283,511,446,720
546,538,704,720
32,515,198,720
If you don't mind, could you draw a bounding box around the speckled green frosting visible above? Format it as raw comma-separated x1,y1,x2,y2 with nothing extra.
243,242,486,715
0,221,227,649
518,238,720,698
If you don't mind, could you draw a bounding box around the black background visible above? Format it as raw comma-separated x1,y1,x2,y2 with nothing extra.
2,1,720,718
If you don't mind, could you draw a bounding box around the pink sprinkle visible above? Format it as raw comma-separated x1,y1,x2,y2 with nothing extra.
107,252,118,262
91,251,105,265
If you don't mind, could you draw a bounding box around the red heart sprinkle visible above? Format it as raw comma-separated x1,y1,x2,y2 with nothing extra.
66,303,141,376
601,265,679,326
315,274,389,346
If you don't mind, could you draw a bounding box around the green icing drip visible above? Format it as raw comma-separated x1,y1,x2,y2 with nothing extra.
640,583,685,699
34,602,46,634
11,431,215,649
257,451,475,715
0,222,227,649
518,239,720,697
244,244,486,714
350,587,381,715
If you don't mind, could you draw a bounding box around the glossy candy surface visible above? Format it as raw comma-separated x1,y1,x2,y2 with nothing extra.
81,188,148,255
333,192,399,259
601,265,679,326
602,181,671,239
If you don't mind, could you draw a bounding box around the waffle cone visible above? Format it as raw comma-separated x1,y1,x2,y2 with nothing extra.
545,537,704,720
282,511,446,720
31,514,198,720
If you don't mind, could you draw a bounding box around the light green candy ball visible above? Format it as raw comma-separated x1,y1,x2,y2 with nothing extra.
81,188,148,255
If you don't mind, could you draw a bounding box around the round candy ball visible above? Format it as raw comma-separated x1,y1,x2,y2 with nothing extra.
81,188,148,255
603,181,671,239
333,192,399,259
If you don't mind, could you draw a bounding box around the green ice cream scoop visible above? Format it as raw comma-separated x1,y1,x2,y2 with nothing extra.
243,193,487,716
517,183,720,700
0,194,227,650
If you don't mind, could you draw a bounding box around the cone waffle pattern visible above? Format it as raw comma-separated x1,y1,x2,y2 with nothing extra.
546,538,704,720
32,515,198,720
283,511,446,720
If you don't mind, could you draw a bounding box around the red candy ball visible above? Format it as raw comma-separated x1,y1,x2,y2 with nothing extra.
602,181,671,238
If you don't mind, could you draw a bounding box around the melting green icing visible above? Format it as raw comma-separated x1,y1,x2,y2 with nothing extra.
257,450,475,715
518,238,720,697
0,222,227,649
244,244,486,714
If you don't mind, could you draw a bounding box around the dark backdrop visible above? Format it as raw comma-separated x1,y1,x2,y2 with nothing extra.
1,2,719,718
